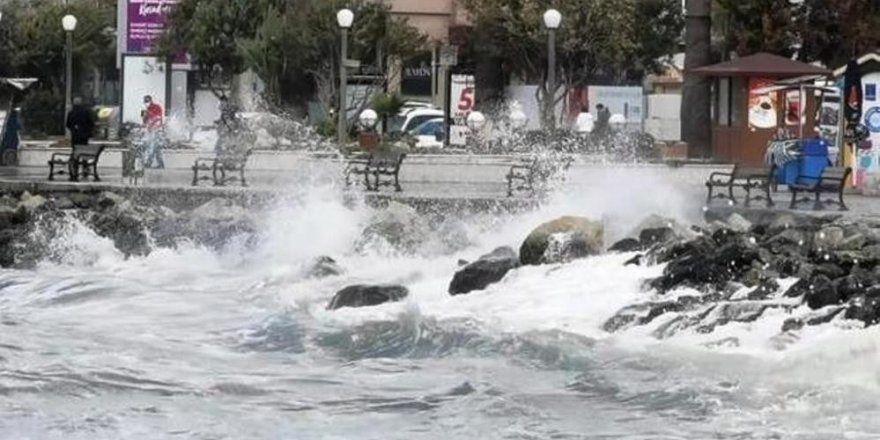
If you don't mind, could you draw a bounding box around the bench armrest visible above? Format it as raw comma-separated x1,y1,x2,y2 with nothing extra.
707,171,734,184
50,152,71,161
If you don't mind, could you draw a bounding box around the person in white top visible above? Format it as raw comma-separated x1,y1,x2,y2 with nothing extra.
574,106,594,134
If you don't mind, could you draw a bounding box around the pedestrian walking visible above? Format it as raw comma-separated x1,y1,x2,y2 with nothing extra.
141,95,165,169
1,107,22,165
594,103,611,137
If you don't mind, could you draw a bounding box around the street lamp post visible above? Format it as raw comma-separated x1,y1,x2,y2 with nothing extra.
543,9,561,131
62,14,77,132
337,8,354,148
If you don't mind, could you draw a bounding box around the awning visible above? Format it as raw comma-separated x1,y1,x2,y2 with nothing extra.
689,53,831,78
0,78,38,91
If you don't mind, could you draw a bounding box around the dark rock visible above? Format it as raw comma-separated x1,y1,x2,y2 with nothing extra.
0,206,15,231
844,287,880,326
806,306,846,325
457,259,469,267
67,192,96,209
449,247,519,296
520,217,603,266
814,226,845,251
638,228,673,247
327,285,409,310
804,275,839,309
609,238,641,253
52,196,75,210
813,263,847,280
782,318,804,332
784,278,810,298
624,254,642,266
87,211,151,257
306,256,343,279
746,278,780,300
833,273,874,302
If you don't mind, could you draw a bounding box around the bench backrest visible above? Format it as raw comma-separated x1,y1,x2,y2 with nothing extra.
822,167,851,181
369,151,406,169
73,144,105,158
732,164,773,178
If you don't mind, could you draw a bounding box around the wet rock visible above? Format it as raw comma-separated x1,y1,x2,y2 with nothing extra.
814,226,845,251
97,191,128,211
782,318,804,332
624,254,642,266
448,247,519,296
746,278,780,300
306,256,343,278
0,206,16,230
17,192,46,212
359,202,430,254
726,213,752,233
51,196,75,210
609,238,641,253
650,234,761,293
67,192,97,209
519,216,603,266
803,275,839,309
88,210,151,257
327,285,409,310
639,228,674,247
833,273,875,302
844,287,880,326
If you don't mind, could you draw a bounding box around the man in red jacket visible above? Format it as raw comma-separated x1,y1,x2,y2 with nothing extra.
141,95,165,168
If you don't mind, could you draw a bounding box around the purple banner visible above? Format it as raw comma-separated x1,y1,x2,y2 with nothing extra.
127,0,177,54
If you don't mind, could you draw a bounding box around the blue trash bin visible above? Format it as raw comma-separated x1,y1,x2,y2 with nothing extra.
797,138,830,185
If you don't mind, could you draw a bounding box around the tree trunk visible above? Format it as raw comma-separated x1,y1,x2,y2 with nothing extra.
681,0,713,158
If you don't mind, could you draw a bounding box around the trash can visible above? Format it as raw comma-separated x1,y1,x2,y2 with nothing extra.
798,138,830,185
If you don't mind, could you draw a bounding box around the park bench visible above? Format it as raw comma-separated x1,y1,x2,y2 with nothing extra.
789,166,852,211
191,149,252,187
48,144,106,182
344,151,406,192
705,164,775,207
506,155,574,197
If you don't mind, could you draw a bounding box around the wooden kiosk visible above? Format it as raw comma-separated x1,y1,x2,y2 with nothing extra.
690,53,831,165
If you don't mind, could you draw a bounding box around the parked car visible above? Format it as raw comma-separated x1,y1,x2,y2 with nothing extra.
389,108,444,134
408,117,445,149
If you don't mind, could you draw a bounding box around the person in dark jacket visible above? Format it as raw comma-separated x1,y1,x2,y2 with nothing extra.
1,108,22,165
65,97,95,180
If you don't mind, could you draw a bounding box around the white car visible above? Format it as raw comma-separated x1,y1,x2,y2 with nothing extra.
389,108,445,134
408,117,446,149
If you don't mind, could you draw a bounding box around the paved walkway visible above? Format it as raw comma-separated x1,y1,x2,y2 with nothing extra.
1,164,878,220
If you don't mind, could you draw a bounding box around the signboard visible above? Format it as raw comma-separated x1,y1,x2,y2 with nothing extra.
121,55,167,125
586,86,644,131
748,78,779,129
401,54,432,97
126,0,177,54
784,90,803,126
448,74,475,146
439,45,458,67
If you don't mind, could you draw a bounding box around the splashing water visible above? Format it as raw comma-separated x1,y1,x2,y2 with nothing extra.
1,174,879,439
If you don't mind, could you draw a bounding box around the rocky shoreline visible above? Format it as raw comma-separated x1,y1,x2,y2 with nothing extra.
4,188,880,337
0,189,258,268
330,210,880,340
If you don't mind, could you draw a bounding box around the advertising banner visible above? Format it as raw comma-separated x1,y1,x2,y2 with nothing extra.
448,74,475,146
748,78,778,129
127,0,177,55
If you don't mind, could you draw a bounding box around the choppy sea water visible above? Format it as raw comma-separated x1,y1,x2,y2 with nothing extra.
2,176,880,440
